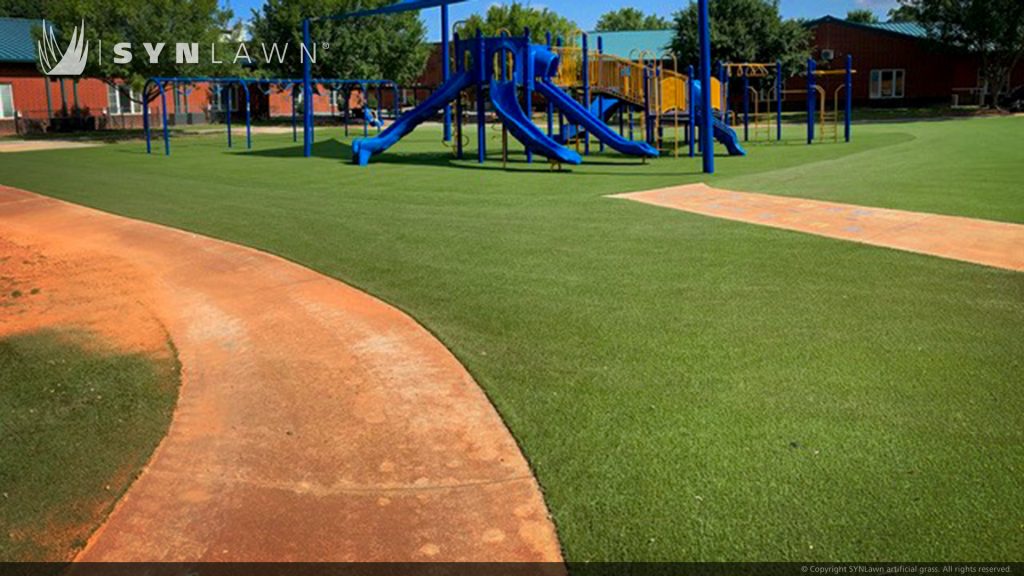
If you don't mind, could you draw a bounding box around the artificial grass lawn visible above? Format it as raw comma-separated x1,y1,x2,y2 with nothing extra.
0,331,179,561
0,117,1021,561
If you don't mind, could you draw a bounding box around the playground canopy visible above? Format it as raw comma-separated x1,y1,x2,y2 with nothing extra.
330,0,469,20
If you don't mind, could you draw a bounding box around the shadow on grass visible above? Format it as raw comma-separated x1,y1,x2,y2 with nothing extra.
241,138,353,160
220,137,707,177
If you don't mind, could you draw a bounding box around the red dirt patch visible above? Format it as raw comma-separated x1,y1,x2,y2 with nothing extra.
0,237,170,358
613,183,1024,272
0,186,563,564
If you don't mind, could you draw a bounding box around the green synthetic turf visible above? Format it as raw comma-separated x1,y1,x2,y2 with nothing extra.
0,117,1021,561
0,331,179,561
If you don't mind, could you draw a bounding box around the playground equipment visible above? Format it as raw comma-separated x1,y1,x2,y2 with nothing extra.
550,36,745,159
142,77,399,156
143,77,252,156
722,62,775,142
143,0,852,175
351,31,659,167
717,56,854,145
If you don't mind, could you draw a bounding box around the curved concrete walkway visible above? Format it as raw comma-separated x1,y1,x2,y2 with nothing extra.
0,186,563,563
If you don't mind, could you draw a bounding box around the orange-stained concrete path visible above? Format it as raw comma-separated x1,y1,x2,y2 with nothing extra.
613,184,1024,272
0,186,563,564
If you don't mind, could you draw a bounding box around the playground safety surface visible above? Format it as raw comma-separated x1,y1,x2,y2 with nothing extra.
0,186,563,564
614,183,1024,272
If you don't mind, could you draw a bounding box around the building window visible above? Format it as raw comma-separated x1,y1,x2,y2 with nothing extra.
107,84,140,114
0,84,14,119
870,69,905,99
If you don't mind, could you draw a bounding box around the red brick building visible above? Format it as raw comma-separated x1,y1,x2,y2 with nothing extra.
803,16,1024,107
0,17,349,135
412,21,1024,110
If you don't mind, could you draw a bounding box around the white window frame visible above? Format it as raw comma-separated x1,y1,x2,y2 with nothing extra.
107,84,141,115
0,84,15,119
870,69,905,99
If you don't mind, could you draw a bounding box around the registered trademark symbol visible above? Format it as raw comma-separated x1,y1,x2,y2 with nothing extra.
321,42,329,50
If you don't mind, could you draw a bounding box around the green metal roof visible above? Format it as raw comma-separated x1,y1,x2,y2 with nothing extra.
806,16,928,40
864,21,927,38
585,30,674,60
0,17,39,63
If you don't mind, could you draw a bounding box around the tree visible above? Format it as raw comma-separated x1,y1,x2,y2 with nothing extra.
0,0,52,18
892,0,1024,106
845,9,880,24
670,0,810,76
595,8,671,32
40,0,237,100
887,5,918,22
249,0,429,85
454,2,576,45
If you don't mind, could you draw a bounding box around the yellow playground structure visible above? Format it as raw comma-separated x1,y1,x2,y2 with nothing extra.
544,34,854,155
552,42,727,157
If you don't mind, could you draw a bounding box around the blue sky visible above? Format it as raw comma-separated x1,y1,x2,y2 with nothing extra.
227,0,900,41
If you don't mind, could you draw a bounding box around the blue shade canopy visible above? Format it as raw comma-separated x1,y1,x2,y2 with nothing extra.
326,0,469,20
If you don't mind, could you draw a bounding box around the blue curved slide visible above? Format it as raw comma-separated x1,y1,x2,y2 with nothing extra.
537,80,659,158
352,71,473,166
558,96,622,144
691,81,746,156
490,80,582,165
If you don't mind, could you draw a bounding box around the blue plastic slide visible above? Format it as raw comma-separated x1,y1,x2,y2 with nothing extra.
352,71,474,165
490,80,582,165
363,107,383,129
690,81,746,156
537,80,659,158
707,115,746,156
558,96,622,143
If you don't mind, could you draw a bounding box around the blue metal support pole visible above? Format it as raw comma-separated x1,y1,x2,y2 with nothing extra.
291,84,298,142
597,36,605,152
721,63,729,123
807,58,816,145
344,84,350,137
546,32,554,138
226,85,232,148
362,83,369,136
143,81,152,154
393,83,399,121
302,18,313,157
160,83,170,156
687,65,695,158
582,32,590,155
242,81,251,149
476,29,486,164
442,4,451,142
556,36,565,141
776,60,783,141
376,84,382,133
743,68,749,141
699,0,714,174
455,33,464,159
845,54,853,143
524,26,533,163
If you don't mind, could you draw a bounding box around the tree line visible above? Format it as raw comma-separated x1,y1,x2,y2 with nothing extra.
1,0,1019,107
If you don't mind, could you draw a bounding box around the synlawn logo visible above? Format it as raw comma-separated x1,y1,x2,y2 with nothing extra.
37,20,88,76
35,19,321,77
